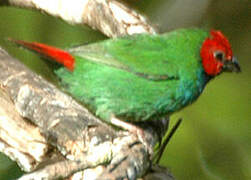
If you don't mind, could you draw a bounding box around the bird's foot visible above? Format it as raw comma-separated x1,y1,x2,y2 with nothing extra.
110,116,154,156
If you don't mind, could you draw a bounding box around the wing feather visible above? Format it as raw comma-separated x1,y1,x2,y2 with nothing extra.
69,33,179,81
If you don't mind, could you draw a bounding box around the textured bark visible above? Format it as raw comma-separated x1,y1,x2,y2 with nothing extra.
2,0,157,37
0,85,48,172
0,48,169,179
0,1,174,179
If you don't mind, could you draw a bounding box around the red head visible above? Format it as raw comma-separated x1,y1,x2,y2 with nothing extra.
200,30,240,76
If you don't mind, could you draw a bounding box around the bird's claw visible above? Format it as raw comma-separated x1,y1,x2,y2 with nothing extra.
110,116,154,156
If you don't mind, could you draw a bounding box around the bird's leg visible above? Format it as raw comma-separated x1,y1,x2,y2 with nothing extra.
110,115,154,156
153,118,182,164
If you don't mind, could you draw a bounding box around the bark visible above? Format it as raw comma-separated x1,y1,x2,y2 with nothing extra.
0,47,160,179
0,0,173,179
1,0,157,37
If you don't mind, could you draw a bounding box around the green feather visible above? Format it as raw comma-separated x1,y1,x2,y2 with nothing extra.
55,28,209,122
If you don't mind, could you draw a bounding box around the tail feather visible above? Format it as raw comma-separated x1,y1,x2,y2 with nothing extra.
9,38,75,71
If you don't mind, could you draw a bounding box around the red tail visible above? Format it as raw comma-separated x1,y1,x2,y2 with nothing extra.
9,39,75,71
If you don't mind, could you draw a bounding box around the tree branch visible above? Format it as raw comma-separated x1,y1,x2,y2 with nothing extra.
0,48,162,179
2,0,157,37
0,1,173,179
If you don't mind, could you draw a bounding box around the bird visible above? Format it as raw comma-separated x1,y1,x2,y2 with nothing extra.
10,28,240,148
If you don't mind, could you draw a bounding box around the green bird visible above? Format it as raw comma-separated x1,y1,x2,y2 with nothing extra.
11,28,240,138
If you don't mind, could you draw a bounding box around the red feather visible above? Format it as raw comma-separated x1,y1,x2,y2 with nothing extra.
200,30,233,76
10,39,75,71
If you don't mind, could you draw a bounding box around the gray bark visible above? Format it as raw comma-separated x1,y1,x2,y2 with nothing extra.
0,47,158,179
0,0,173,179
1,0,157,37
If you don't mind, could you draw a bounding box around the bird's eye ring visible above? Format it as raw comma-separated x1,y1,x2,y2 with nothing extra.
214,51,225,62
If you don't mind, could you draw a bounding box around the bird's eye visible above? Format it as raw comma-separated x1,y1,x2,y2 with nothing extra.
214,51,225,62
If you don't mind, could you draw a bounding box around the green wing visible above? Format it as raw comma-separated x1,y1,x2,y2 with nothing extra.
68,32,186,81
56,29,209,122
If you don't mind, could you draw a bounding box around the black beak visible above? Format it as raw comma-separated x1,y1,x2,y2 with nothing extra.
223,56,241,73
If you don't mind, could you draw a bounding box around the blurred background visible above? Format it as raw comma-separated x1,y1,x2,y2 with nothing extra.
0,0,250,179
